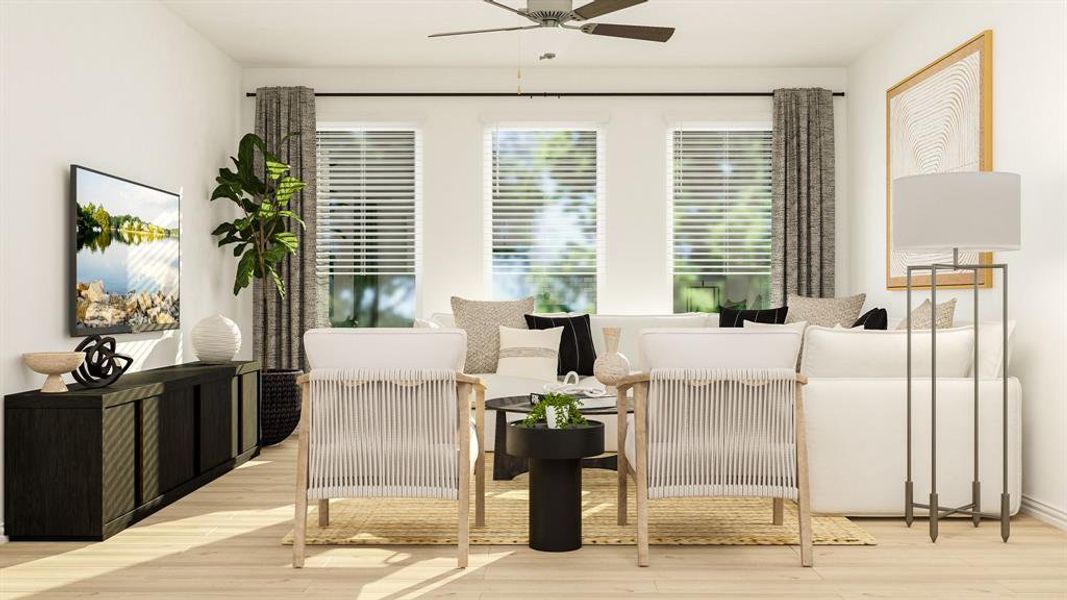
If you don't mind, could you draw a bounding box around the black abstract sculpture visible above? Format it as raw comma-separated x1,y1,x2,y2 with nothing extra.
72,335,133,388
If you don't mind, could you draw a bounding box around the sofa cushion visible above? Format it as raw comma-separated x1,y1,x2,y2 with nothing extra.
496,326,562,382
786,293,866,328
639,329,802,370
450,296,534,374
524,313,597,376
719,305,788,327
801,325,973,378
589,314,709,371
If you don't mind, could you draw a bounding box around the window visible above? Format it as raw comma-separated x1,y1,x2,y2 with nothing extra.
316,128,420,327
670,128,773,313
487,128,602,313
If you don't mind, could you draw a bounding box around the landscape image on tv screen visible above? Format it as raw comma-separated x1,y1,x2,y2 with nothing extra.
72,165,180,334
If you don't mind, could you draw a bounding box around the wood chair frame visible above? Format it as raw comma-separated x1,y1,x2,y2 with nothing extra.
292,372,486,568
615,371,813,567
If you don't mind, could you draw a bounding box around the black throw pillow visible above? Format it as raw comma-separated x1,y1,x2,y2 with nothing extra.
852,308,889,330
718,306,789,328
523,314,598,376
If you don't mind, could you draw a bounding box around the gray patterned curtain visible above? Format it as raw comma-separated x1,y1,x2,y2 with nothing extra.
254,86,319,370
771,88,836,306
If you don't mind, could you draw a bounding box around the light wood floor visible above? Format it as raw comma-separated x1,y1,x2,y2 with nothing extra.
1,439,1064,599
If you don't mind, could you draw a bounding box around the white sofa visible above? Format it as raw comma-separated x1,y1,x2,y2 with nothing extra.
427,312,1022,516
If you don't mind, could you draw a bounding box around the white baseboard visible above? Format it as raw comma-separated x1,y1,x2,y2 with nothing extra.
1021,495,1067,531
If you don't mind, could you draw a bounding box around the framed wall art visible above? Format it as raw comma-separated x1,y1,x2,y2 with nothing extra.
886,30,993,290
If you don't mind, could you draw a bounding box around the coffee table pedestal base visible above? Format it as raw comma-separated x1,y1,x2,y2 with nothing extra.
528,458,583,552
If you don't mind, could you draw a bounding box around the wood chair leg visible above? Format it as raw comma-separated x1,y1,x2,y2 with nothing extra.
772,498,784,525
475,386,486,527
616,387,628,526
634,383,649,567
795,385,813,567
318,499,330,528
457,382,471,569
293,384,310,568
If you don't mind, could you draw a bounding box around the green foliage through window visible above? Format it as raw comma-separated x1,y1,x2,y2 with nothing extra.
489,129,600,313
671,129,773,312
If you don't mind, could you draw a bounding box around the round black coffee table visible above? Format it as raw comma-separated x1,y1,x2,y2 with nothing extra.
506,420,605,552
486,395,634,480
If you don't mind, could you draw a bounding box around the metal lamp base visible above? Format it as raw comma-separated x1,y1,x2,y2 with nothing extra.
903,249,1011,543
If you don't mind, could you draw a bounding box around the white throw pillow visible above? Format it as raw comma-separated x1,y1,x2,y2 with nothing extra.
496,326,564,382
801,325,974,378
413,317,441,329
430,312,456,328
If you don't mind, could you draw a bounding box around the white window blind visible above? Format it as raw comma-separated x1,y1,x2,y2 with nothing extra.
670,129,773,277
486,128,602,311
316,129,420,278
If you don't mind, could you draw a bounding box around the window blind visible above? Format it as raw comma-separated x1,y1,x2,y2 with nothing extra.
486,128,601,289
670,129,773,277
316,129,420,277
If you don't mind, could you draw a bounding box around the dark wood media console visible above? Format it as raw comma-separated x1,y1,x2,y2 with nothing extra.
4,361,261,540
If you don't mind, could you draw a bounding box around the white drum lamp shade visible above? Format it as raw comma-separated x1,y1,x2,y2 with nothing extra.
892,172,1021,251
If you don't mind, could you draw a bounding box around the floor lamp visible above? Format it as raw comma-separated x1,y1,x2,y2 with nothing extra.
892,171,1021,542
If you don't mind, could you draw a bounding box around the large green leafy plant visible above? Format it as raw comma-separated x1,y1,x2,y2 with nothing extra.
210,133,306,364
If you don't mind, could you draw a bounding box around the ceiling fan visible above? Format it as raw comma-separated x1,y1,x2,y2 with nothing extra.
429,0,675,43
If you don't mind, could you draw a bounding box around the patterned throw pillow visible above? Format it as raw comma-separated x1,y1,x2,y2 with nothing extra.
496,326,564,382
451,296,534,373
896,298,957,330
785,293,866,328
718,306,788,328
851,308,888,330
524,313,597,376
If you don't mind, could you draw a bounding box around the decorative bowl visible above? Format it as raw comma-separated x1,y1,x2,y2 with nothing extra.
23,352,86,393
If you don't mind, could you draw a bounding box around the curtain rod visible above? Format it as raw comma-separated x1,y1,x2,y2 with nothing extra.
243,91,846,98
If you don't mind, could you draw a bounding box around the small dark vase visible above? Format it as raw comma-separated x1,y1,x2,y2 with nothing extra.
260,368,302,446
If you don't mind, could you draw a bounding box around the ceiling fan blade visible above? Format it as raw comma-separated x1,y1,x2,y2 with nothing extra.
572,0,646,20
482,0,529,18
580,23,675,42
429,25,541,38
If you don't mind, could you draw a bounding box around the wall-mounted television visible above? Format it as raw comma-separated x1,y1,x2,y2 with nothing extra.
71,165,180,335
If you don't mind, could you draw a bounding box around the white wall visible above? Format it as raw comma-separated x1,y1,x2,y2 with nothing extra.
0,1,248,537
242,67,848,316
846,3,1067,524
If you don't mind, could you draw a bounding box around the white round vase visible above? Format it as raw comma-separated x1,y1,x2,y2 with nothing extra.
593,327,630,392
191,314,242,363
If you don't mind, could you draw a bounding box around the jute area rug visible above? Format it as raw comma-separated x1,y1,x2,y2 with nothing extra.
283,457,875,546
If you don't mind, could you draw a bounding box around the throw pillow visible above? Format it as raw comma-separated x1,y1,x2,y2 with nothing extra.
413,317,441,329
785,293,866,328
451,296,535,373
852,308,889,330
496,326,564,382
524,313,597,376
718,306,788,328
896,298,957,330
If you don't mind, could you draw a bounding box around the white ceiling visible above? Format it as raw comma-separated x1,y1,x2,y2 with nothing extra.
163,0,920,68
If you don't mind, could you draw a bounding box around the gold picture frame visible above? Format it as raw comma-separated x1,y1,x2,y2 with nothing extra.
885,30,994,290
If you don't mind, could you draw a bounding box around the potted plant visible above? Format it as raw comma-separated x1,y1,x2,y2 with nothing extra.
523,393,589,429
210,132,306,445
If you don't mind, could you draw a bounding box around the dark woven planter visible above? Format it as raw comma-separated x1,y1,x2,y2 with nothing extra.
260,369,302,446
